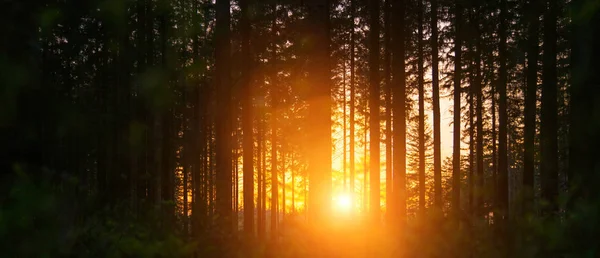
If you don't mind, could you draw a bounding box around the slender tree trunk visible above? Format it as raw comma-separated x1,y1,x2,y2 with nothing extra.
257,110,264,239
417,0,426,215
392,0,407,225
350,0,356,201
368,0,381,222
240,0,254,237
490,52,497,216
452,0,462,217
282,147,286,221
270,2,279,237
431,0,442,211
364,116,369,213
384,0,393,221
523,0,539,216
291,152,296,212
261,116,267,230
468,71,475,217
541,0,558,216
497,0,510,226
475,28,484,217
215,0,233,236
343,49,347,192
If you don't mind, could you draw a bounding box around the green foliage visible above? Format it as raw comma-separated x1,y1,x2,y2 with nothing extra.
0,169,193,258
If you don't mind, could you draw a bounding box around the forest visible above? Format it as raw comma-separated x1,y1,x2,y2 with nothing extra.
1,0,599,257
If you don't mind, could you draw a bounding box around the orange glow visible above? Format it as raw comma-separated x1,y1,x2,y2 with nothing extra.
334,193,353,212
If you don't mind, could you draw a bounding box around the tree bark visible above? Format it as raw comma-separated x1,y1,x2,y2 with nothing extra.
523,0,539,216
431,0,442,211
215,0,233,236
417,0,426,215
240,0,254,237
392,0,407,225
452,0,462,217
368,0,381,222
540,0,558,216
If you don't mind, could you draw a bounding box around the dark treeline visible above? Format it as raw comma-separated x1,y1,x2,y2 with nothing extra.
1,0,599,257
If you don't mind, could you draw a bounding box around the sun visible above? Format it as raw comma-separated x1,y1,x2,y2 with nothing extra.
334,193,353,212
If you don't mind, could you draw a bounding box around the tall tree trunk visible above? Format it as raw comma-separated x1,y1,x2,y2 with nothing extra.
343,55,347,192
364,116,369,213
540,0,558,216
490,51,497,216
261,116,267,232
306,0,332,224
452,0,462,217
468,70,475,217
282,148,286,221
523,0,539,216
240,0,254,237
257,111,265,239
497,0,510,224
431,0,442,211
392,0,407,225
368,0,381,222
417,0,426,215
475,25,484,217
291,152,296,212
215,0,233,236
350,0,357,205
270,2,279,237
383,0,393,221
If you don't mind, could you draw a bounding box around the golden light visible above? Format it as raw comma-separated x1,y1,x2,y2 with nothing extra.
334,193,353,212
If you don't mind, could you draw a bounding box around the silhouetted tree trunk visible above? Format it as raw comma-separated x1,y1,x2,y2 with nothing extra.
475,29,483,217
282,148,286,220
215,0,233,236
392,0,407,225
523,0,539,216
368,0,381,222
270,2,279,237
452,0,462,216
240,0,254,237
541,0,558,216
468,65,474,216
384,0,392,221
431,0,442,211
350,0,357,204
417,0,426,215
497,0,510,226
257,110,265,238
364,115,369,212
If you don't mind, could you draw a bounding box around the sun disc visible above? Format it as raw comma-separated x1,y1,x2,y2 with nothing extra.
335,194,352,211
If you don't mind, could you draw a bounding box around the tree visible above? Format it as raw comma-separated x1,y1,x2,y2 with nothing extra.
240,0,254,236
350,0,357,208
270,2,279,237
523,0,539,215
473,6,484,216
392,0,407,225
368,0,381,222
417,0,426,215
540,0,558,216
384,0,393,222
431,0,442,211
497,0,510,224
452,0,463,217
215,0,233,235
